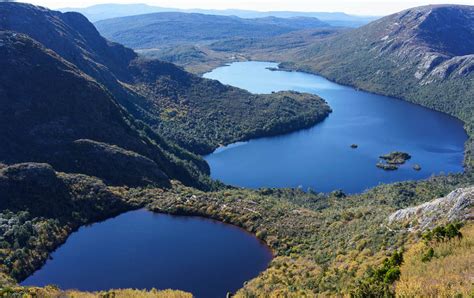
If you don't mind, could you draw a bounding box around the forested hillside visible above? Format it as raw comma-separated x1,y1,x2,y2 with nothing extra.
0,3,330,156
0,31,207,188
277,5,474,167
0,3,472,298
95,12,328,49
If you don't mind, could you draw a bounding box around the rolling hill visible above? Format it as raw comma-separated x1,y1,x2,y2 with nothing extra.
94,12,329,49
61,3,377,27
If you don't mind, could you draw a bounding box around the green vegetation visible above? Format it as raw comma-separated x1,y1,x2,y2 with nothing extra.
351,251,403,297
421,222,463,243
1,286,192,297
377,152,412,170
396,222,474,297
95,12,328,49
131,80,332,154
1,160,471,296
380,152,412,165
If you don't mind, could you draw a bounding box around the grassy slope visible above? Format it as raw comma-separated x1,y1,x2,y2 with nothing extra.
396,223,473,296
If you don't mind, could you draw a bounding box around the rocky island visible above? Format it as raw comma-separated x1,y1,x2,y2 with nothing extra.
376,151,411,171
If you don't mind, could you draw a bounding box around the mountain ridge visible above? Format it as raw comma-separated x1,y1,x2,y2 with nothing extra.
94,11,329,49
61,3,377,26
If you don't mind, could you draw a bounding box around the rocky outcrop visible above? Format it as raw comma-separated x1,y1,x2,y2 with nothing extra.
388,186,474,231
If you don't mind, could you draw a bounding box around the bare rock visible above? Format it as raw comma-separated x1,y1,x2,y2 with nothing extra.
388,186,474,231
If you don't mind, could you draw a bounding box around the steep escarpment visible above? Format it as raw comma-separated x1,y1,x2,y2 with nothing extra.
0,31,206,187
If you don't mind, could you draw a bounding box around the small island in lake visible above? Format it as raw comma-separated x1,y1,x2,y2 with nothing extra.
376,151,411,171
350,144,358,149
376,162,399,171
380,151,411,164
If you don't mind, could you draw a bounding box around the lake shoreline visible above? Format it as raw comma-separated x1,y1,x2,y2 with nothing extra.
21,208,273,297
204,61,467,193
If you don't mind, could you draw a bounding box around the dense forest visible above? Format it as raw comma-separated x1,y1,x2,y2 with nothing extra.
0,2,472,297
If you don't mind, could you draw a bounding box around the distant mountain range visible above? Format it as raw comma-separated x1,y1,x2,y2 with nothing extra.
94,12,330,49
61,3,379,27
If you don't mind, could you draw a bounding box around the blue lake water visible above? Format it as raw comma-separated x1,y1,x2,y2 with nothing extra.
21,209,272,298
203,61,467,193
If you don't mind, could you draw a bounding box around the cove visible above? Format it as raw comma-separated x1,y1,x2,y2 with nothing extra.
203,61,467,193
21,209,272,298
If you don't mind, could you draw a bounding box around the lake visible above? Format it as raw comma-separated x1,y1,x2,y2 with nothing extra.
21,209,272,298
203,61,467,193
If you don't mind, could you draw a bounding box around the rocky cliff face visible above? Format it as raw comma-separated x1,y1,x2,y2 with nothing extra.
388,186,474,231
365,5,474,83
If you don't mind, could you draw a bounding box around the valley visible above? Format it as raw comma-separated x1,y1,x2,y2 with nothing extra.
0,2,472,298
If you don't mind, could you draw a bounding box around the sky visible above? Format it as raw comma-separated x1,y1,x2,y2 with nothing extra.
20,0,474,16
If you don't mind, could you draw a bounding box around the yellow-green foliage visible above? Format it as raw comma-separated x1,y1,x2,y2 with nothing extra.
396,223,474,297
0,286,192,298
137,175,470,296
1,170,471,296
235,256,322,297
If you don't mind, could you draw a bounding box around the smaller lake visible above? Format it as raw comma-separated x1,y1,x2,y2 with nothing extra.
203,61,467,193
21,209,272,298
